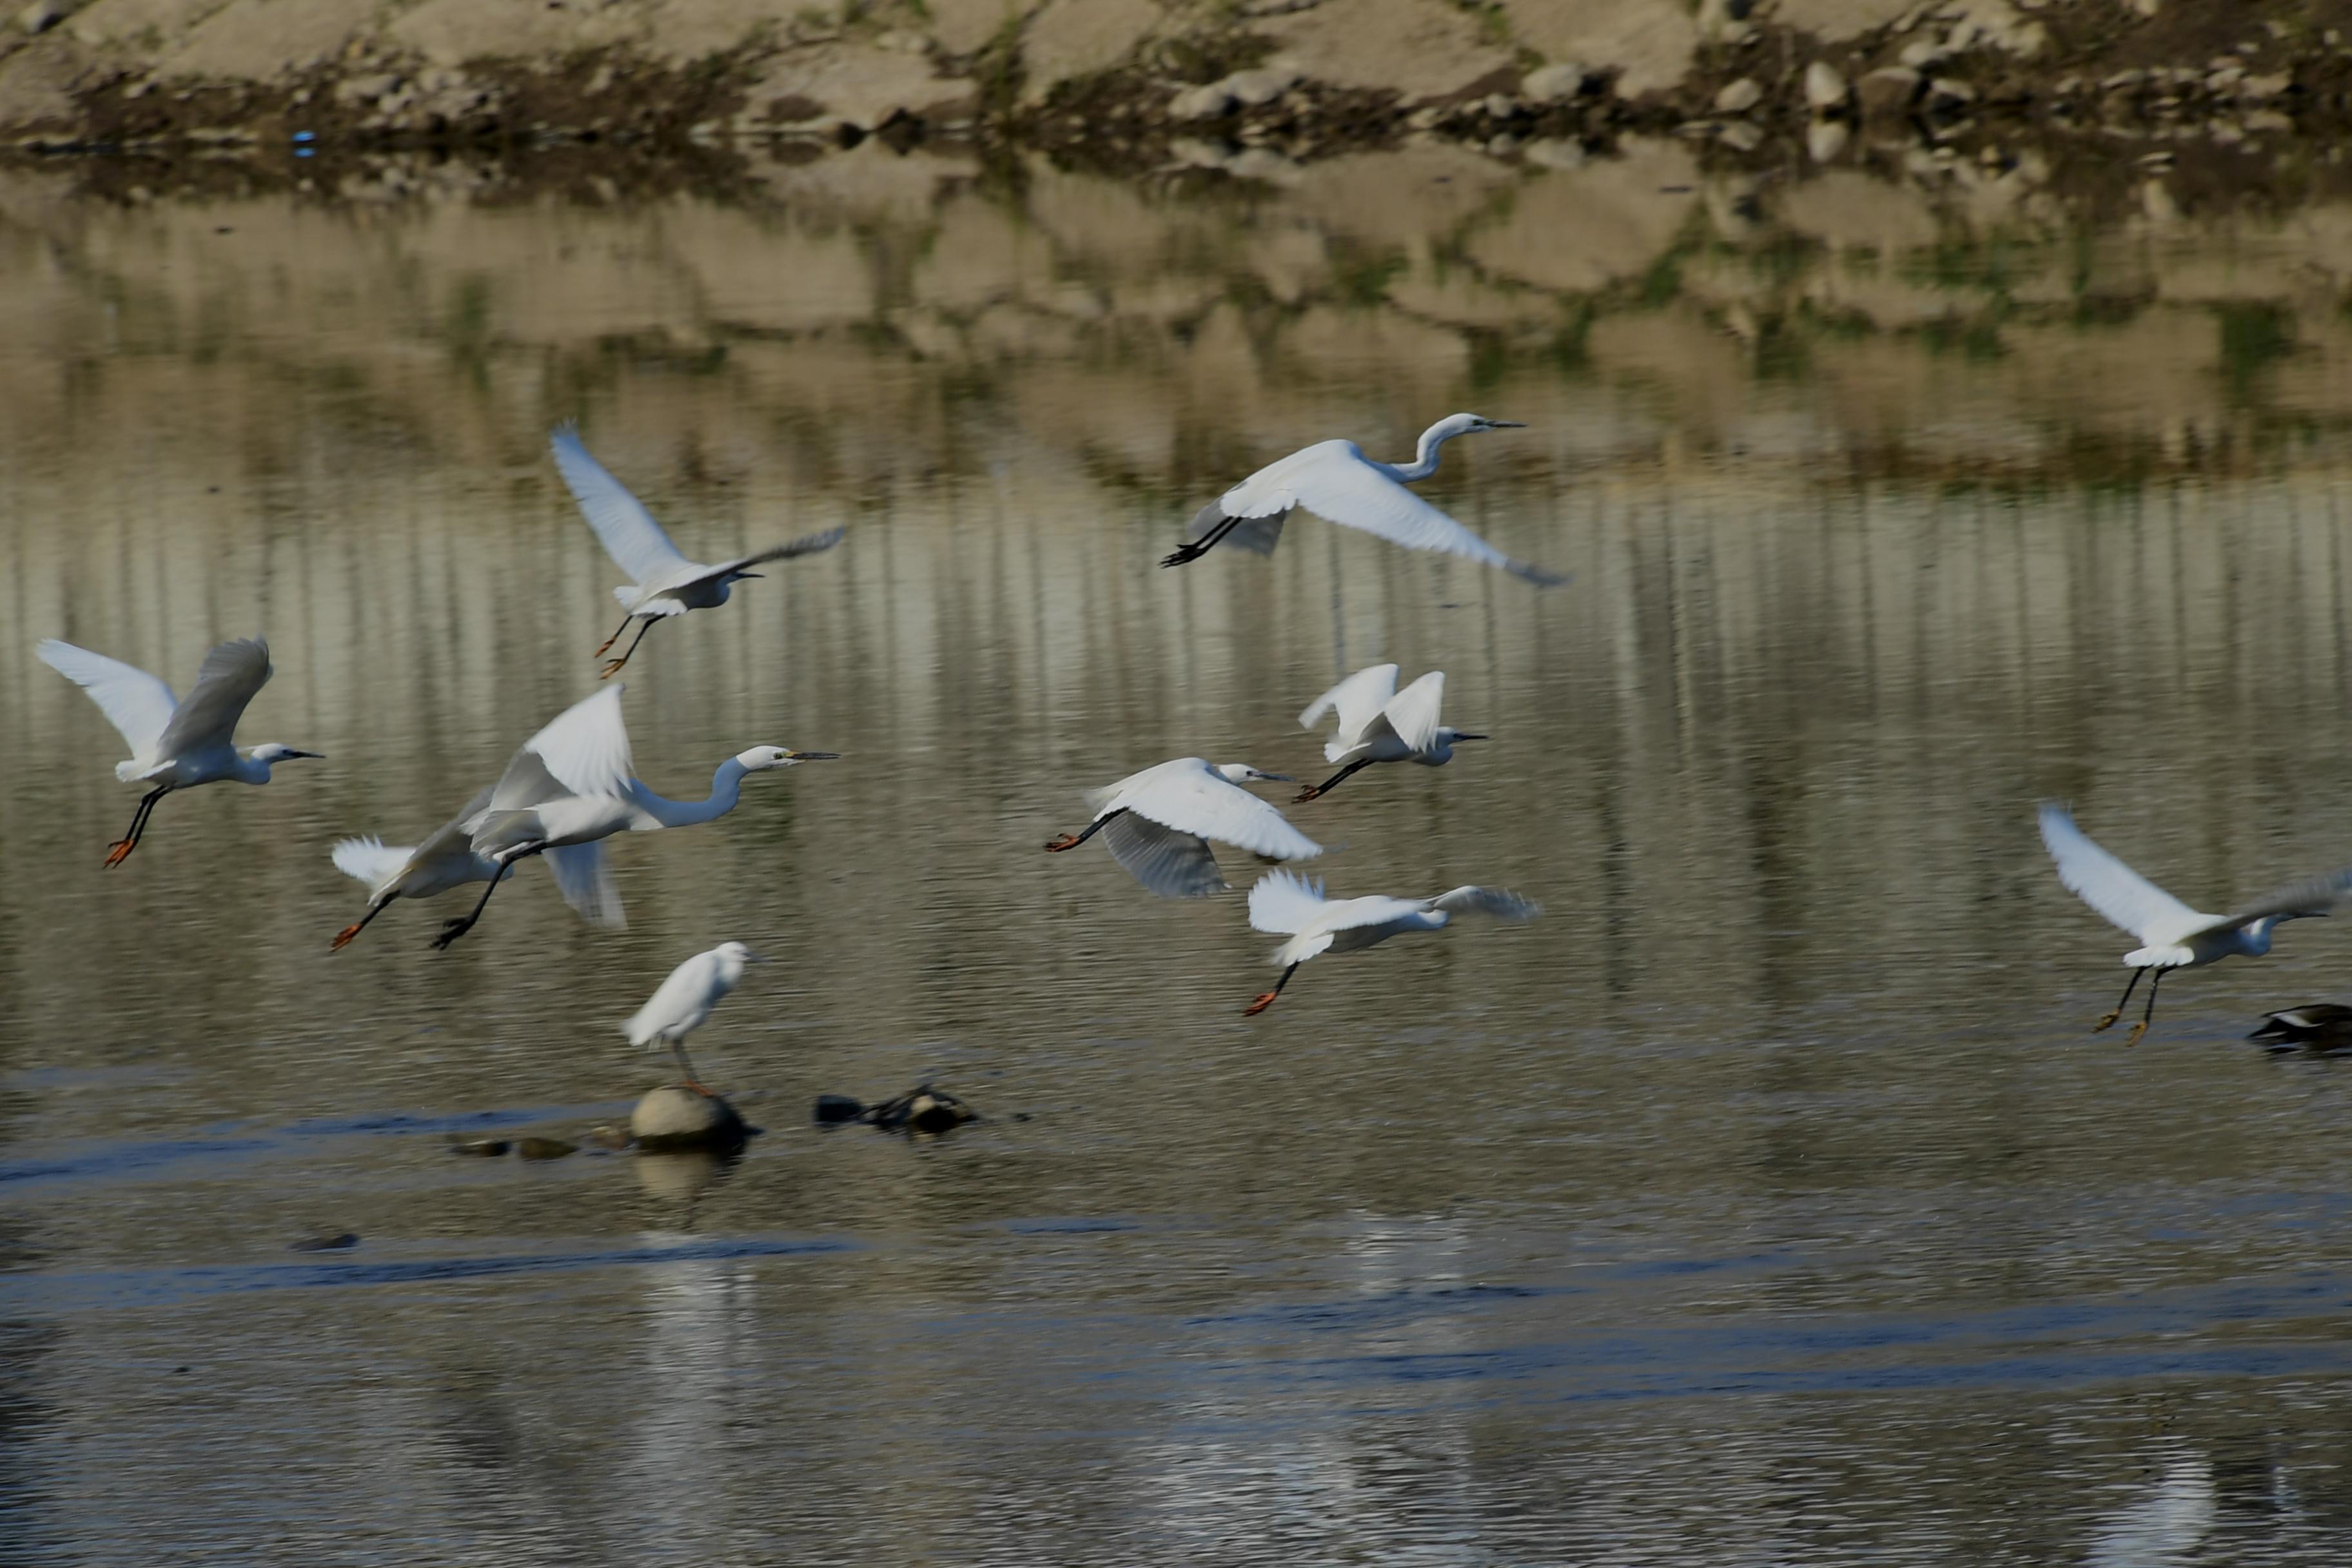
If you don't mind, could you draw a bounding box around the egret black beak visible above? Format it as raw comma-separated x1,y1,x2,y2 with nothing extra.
1483,420,1527,429
289,750,326,759
1255,772,1295,783
736,571,764,579
787,750,842,761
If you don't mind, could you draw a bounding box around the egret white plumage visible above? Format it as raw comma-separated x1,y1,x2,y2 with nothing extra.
36,636,322,867
1293,663,1483,801
329,781,623,950
432,685,836,950
1162,413,1560,585
552,424,845,678
2039,802,2352,1045
625,941,767,1092
1043,758,1320,898
1241,870,1540,1015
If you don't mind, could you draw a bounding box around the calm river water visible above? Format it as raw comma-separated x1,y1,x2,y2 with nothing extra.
5,139,2352,1563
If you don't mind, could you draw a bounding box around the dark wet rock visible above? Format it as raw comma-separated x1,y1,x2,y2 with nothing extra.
515,1137,576,1161
450,1138,511,1157
631,1086,750,1153
862,1084,977,1136
289,1231,358,1252
2251,1004,2352,1052
812,1093,865,1125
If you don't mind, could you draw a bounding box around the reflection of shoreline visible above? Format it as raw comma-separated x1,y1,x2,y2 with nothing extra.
4,138,2350,489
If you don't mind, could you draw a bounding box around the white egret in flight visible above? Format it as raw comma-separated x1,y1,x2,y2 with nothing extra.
1293,663,1483,801
36,636,322,867
1162,413,1560,585
1043,758,1319,898
433,685,836,950
329,781,623,950
1242,870,1539,1015
551,424,845,678
625,941,767,1092
2039,802,2352,1045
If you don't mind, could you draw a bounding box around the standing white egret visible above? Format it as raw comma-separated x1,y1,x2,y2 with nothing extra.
625,941,767,1092
552,424,847,678
2039,802,2352,1045
1043,758,1320,898
1241,870,1540,1015
36,636,322,867
329,781,623,950
1293,663,1484,801
433,685,837,950
1162,413,1560,585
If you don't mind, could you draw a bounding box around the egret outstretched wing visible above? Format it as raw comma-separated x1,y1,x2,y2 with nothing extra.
1300,663,1399,738
153,638,271,758
551,424,691,587
1219,440,1562,585
1248,869,1331,934
36,639,178,756
2204,866,2352,936
712,525,847,576
331,836,412,894
522,685,636,801
2038,803,2207,944
546,841,625,928
1381,672,1447,755
1431,885,1541,921
1101,811,1229,899
1119,760,1320,861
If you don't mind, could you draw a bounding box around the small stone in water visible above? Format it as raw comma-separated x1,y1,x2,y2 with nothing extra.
631,1086,750,1153
516,1137,576,1161
813,1093,865,1125
451,1138,511,1157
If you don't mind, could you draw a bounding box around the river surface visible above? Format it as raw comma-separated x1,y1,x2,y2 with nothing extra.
5,139,2352,1563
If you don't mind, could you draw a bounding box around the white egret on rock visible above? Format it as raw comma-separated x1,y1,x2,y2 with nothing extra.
2039,801,2352,1045
625,941,767,1092
36,636,322,867
433,685,836,950
1162,413,1560,585
552,424,846,678
329,781,623,950
1242,870,1539,1015
1293,663,1483,802
1043,758,1319,898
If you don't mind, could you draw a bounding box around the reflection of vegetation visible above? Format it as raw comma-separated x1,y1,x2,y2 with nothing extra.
1919,316,2006,362
1751,318,1810,381
2217,302,2294,402
1328,242,1408,308
445,274,495,393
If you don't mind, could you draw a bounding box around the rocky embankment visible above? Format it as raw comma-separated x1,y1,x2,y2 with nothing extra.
5,0,2352,199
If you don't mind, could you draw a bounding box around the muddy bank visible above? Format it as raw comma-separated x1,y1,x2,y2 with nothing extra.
8,0,2352,196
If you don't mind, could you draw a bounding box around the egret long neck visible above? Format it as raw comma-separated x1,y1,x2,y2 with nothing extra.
637,759,747,828
1392,421,1460,482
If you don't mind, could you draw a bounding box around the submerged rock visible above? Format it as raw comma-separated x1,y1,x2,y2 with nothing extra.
515,1137,577,1161
289,1231,358,1251
631,1086,751,1153
815,1083,979,1135
812,1093,865,1125
450,1137,511,1157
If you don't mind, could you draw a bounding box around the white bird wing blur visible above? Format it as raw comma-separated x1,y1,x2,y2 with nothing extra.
1222,440,1563,585
1379,671,1447,755
330,836,412,893
551,424,692,587
707,525,847,577
152,638,272,758
1431,885,1542,921
1099,811,1229,899
1299,663,1399,738
1248,869,1331,934
1122,761,1321,861
2202,865,2352,936
2038,803,2208,944
36,639,179,758
545,841,626,928
1185,499,1287,556
522,685,636,800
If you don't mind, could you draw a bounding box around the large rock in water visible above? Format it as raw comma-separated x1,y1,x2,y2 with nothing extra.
630,1086,749,1153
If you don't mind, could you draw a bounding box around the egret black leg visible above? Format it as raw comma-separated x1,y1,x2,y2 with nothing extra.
671,1043,712,1095
431,863,513,950
1244,963,1300,1016
1044,807,1126,852
331,893,398,952
104,785,170,867
1161,514,1242,569
594,612,634,657
2093,967,2144,1033
2125,969,2165,1048
601,618,657,679
1295,760,1372,803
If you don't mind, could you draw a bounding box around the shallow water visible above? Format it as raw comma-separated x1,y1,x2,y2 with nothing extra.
6,142,2352,1563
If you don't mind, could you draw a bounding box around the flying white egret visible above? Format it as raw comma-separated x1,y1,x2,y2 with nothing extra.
1293,663,1484,801
1043,758,1320,898
329,781,623,950
1162,413,1560,585
625,941,767,1092
551,424,846,678
432,685,837,950
36,636,322,867
2039,801,2352,1045
1241,869,1540,1015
